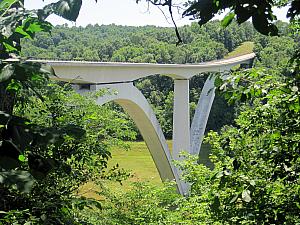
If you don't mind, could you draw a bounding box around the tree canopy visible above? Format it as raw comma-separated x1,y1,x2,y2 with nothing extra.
140,0,299,41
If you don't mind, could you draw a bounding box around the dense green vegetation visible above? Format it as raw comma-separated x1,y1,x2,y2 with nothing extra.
1,0,299,224
18,21,300,224
78,25,299,224
0,82,137,223
0,0,133,223
21,21,257,62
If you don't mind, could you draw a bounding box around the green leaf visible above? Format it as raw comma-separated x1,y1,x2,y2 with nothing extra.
214,76,223,87
6,79,22,92
221,12,235,27
18,154,25,162
0,0,18,9
23,17,53,34
61,207,69,214
213,0,220,7
15,26,33,39
39,0,83,22
229,193,239,203
242,189,251,202
2,42,18,52
0,64,14,82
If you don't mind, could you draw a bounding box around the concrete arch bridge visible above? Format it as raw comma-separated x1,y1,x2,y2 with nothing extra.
43,53,255,195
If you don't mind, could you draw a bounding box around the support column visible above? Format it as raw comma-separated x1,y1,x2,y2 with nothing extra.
190,75,216,156
172,79,190,160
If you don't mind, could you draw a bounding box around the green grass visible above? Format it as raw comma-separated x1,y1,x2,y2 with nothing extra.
108,141,169,185
225,41,254,59
78,141,168,198
78,141,211,198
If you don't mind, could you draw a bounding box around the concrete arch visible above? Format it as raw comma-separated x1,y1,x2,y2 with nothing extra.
93,82,186,194
190,75,216,156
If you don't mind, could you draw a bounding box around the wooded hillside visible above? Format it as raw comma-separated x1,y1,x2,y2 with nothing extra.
21,21,294,139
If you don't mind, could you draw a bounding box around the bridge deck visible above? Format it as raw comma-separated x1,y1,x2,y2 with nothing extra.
38,53,255,84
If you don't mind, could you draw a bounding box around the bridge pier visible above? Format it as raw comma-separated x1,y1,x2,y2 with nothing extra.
173,79,190,160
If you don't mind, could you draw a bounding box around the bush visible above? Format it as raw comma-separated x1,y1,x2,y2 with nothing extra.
178,68,300,224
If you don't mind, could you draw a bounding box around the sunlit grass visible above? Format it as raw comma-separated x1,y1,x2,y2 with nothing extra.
77,141,171,198
225,41,254,59
107,141,171,186
78,140,211,199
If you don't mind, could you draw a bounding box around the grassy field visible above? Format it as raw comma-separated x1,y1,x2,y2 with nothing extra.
107,141,170,186
225,41,254,58
78,141,166,199
78,141,212,199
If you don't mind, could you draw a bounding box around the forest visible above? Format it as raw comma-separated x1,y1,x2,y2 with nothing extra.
20,21,295,139
0,0,299,224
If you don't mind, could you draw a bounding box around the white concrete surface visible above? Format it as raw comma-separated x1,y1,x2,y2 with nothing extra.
93,82,186,194
172,79,190,160
40,53,255,83
190,75,216,155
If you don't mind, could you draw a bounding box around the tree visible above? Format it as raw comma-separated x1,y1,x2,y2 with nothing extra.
1,0,89,112
139,0,299,43
0,0,91,185
176,65,300,224
0,1,107,222
0,2,139,223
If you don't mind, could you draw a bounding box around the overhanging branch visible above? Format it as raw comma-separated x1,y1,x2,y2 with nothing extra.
140,0,183,45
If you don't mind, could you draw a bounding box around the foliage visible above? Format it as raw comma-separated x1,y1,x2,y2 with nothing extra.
254,35,296,70
21,21,257,62
76,182,182,225
176,66,300,224
141,0,299,38
95,64,300,225
1,1,299,224
0,0,136,223
0,0,93,186
1,80,135,223
0,0,90,59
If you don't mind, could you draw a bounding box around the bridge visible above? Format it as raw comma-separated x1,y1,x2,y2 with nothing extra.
42,53,255,195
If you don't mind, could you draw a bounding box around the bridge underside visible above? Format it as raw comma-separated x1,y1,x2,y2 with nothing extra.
49,53,254,195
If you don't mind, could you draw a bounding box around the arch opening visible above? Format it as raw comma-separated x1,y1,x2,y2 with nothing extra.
95,82,185,194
